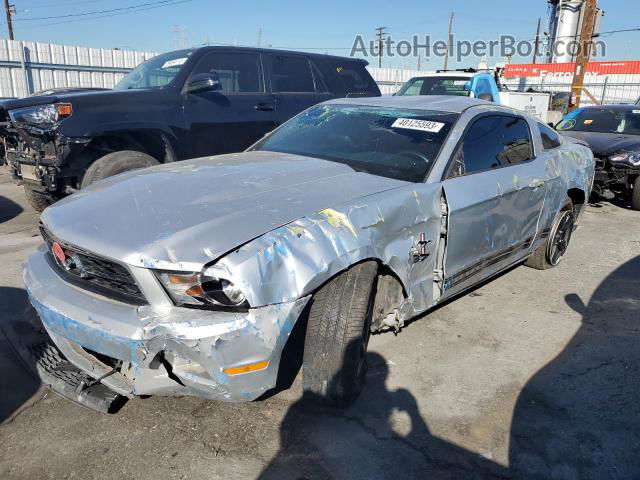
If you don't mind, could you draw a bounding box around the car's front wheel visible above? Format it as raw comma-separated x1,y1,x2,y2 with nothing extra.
631,176,640,211
526,198,575,270
23,185,54,212
81,150,159,188
302,261,377,407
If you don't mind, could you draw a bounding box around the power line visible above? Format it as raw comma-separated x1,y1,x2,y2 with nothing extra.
12,0,188,22
7,0,192,30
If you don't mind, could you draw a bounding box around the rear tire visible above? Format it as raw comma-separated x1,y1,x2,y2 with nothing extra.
632,177,640,211
81,150,158,188
23,185,54,212
302,261,378,407
526,198,575,270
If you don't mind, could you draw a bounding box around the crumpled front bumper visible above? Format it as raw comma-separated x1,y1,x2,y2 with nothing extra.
24,246,310,403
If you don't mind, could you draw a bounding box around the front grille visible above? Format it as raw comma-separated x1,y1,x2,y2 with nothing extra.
40,227,146,305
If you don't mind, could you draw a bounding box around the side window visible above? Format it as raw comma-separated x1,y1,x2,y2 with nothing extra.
403,79,424,96
455,115,532,176
192,52,262,93
267,55,315,93
537,122,562,149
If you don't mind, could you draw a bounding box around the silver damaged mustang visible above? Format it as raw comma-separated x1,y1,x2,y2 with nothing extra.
24,96,594,410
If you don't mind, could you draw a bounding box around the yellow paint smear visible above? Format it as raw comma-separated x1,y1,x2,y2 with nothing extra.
319,208,358,237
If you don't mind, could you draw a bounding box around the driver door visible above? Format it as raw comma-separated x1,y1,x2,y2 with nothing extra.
441,113,546,297
182,50,277,158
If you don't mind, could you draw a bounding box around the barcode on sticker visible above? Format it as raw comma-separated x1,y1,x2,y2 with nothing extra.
392,118,445,133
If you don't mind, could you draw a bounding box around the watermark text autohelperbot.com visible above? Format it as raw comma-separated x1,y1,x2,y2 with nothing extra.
350,34,606,62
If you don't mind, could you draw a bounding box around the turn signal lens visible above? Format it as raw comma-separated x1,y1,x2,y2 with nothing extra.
223,361,269,376
55,103,73,118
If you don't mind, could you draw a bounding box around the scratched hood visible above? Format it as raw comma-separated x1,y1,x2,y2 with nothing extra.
41,151,408,269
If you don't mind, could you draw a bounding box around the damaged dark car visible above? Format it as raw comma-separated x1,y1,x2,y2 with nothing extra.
3,46,379,211
557,104,640,210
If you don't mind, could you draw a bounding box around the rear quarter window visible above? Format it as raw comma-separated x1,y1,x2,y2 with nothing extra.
537,122,562,149
315,58,379,96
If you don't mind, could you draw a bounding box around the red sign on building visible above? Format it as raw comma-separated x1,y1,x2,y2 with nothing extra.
503,61,640,79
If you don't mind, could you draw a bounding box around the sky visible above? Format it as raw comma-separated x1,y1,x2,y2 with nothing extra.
4,0,640,70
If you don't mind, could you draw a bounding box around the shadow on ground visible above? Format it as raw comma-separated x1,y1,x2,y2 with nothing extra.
509,255,640,478
0,287,44,424
0,195,23,224
260,255,640,479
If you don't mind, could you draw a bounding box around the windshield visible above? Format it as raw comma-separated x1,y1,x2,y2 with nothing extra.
114,49,194,91
396,76,470,97
557,107,640,136
252,104,458,182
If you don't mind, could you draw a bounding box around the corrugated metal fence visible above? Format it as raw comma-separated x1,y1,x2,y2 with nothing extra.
0,39,156,99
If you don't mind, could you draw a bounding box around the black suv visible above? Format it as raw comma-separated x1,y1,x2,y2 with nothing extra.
3,46,380,211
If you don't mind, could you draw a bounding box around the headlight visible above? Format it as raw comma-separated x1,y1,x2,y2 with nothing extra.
610,152,640,167
156,267,248,308
9,103,73,128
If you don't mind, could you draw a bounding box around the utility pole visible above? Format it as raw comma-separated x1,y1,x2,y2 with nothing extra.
569,0,598,111
443,12,454,70
532,17,541,64
257,27,262,48
375,26,386,68
4,0,14,40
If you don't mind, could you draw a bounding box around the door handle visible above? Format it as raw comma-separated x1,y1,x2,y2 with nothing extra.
529,179,545,189
254,103,275,112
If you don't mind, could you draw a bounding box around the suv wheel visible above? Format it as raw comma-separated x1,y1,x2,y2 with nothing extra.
302,261,377,407
81,150,159,188
525,198,575,270
23,185,54,212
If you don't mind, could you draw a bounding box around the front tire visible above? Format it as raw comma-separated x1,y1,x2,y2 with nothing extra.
526,198,575,270
302,261,378,407
631,176,640,211
23,185,54,212
81,150,158,188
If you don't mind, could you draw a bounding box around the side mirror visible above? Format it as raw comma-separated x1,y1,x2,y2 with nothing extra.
185,73,221,94
547,122,556,129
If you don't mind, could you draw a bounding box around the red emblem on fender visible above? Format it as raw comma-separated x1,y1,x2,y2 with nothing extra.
51,242,66,264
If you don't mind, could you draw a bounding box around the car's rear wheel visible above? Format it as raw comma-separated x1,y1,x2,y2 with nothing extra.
302,261,377,407
526,198,575,270
81,150,159,188
23,185,54,212
631,176,640,211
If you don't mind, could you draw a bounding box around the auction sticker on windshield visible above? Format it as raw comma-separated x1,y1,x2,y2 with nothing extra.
392,118,445,133
162,58,187,69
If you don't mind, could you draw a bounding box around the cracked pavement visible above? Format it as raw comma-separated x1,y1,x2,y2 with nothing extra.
1,169,639,479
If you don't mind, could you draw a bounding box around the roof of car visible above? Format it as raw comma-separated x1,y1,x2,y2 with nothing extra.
193,45,369,64
324,95,492,113
409,72,476,79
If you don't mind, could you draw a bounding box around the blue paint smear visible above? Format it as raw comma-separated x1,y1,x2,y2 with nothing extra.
29,294,142,364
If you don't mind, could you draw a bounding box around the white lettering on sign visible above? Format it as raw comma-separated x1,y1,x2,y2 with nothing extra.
391,118,445,133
